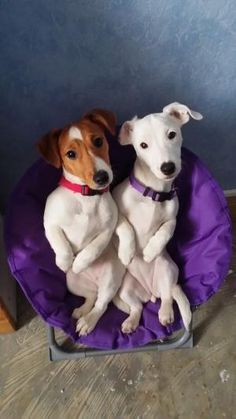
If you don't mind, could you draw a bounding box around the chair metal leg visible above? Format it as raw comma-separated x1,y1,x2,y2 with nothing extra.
47,322,193,362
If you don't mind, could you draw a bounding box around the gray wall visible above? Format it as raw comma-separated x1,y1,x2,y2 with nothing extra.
1,0,236,212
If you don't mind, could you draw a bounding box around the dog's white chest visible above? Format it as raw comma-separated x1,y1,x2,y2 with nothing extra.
113,181,178,252
64,213,97,252
65,195,112,251
44,188,116,254
131,200,176,248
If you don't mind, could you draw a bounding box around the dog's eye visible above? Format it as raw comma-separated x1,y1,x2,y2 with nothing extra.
168,131,176,140
93,137,103,148
140,142,148,149
66,150,77,159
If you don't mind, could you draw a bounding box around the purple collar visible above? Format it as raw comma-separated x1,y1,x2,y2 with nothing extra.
129,173,177,202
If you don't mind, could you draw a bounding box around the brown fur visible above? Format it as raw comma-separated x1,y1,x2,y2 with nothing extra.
37,128,62,168
83,109,116,135
37,110,116,188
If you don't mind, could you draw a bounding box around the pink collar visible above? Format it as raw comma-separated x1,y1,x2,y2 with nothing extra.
59,176,109,196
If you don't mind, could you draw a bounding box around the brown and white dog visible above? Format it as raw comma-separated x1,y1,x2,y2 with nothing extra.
38,110,123,336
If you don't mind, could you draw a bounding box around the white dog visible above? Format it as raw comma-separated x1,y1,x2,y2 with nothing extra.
38,109,123,336
112,102,203,333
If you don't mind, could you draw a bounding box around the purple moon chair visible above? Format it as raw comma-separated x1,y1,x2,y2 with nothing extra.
4,133,232,360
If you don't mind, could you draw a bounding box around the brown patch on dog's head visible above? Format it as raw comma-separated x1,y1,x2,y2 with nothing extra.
58,125,95,187
83,109,116,136
37,109,116,189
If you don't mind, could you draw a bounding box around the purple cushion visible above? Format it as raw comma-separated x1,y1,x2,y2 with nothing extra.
4,135,232,349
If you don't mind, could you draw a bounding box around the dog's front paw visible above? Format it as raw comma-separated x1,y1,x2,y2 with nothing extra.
72,253,89,274
118,248,133,266
118,241,135,266
143,236,165,262
143,239,158,263
56,253,74,272
158,305,174,326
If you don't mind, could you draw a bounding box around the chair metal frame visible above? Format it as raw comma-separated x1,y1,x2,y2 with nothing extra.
47,323,193,361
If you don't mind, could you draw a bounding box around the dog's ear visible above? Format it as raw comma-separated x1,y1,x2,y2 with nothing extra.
119,117,137,146
83,109,116,135
37,128,62,168
163,102,203,125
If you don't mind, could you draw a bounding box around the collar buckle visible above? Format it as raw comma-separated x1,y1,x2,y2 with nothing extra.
143,187,151,197
129,173,177,203
152,191,158,201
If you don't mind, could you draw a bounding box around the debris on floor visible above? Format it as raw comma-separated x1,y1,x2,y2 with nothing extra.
219,369,230,383
137,370,144,381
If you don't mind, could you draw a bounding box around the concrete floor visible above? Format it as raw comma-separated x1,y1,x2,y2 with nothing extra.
0,230,236,419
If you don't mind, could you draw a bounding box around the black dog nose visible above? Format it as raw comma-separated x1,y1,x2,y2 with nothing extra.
93,170,109,186
160,162,176,176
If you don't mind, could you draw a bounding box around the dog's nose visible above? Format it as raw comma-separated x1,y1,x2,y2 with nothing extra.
93,170,109,186
160,162,176,176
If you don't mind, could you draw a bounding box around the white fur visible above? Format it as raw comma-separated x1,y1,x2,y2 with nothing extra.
112,103,202,332
120,113,183,182
163,102,203,124
44,163,120,335
63,168,86,185
93,155,113,185
44,179,117,273
69,126,83,140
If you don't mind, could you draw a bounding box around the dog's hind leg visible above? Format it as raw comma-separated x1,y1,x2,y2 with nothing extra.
67,269,97,320
153,252,178,327
72,293,97,320
121,308,142,334
118,271,149,334
113,294,130,314
121,301,143,334
154,253,192,329
76,247,125,336
158,298,174,326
